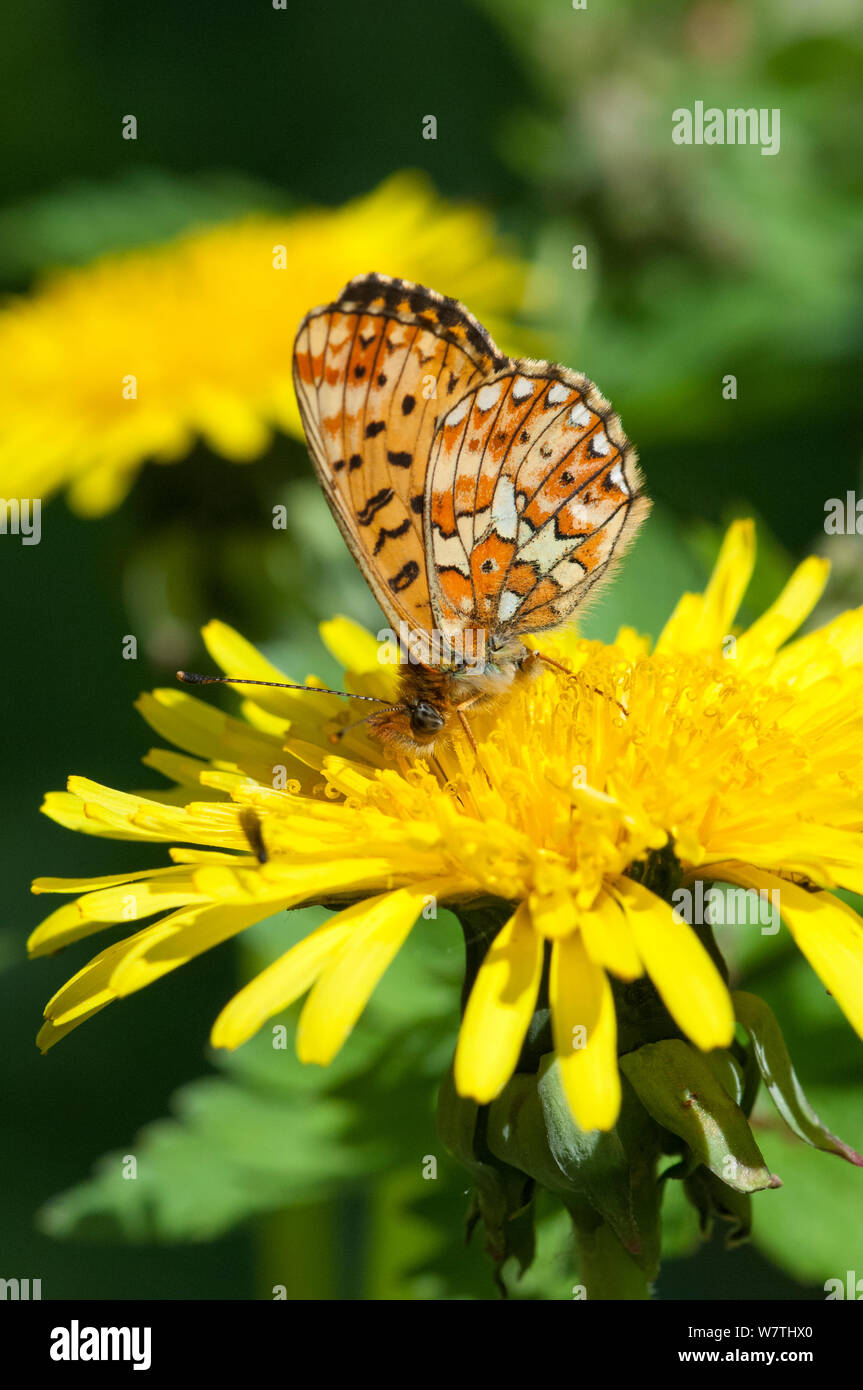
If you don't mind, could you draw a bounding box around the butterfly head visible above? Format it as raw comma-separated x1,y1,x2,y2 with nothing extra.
365,694,449,754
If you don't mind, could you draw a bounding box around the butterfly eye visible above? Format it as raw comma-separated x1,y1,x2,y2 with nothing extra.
409,701,446,734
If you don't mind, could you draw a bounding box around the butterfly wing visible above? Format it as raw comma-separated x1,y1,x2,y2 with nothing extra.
426,364,649,639
293,273,509,636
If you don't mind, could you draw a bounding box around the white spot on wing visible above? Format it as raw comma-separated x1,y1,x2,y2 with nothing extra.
477,382,503,412
547,382,569,405
590,429,611,455
520,524,583,574
490,477,518,540
568,402,592,428
498,590,522,622
550,554,588,586
445,397,471,428
609,462,628,493
512,376,534,401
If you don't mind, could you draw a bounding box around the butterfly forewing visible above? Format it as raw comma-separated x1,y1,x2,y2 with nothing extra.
293,274,508,637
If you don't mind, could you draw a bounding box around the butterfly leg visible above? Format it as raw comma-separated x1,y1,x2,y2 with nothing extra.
534,652,570,678
431,754,449,785
454,698,492,787
535,652,628,721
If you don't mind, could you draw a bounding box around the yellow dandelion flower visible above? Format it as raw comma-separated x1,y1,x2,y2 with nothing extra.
0,173,526,516
30,521,863,1132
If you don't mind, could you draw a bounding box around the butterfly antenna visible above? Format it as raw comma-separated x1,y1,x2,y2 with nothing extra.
176,671,398,707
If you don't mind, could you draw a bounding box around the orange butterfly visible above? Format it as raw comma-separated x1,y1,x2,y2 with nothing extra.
180,274,649,758
292,274,649,754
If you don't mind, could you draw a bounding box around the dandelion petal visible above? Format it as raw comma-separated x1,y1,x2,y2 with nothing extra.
719,866,863,1039
454,902,543,1104
296,888,428,1064
550,931,620,1131
211,914,356,1050
612,877,734,1051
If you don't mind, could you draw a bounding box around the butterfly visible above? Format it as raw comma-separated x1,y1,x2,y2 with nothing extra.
290,273,649,755
179,274,649,759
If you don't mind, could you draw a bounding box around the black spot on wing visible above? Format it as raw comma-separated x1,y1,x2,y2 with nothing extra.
357,488,394,525
373,519,411,556
365,420,386,438
389,560,420,593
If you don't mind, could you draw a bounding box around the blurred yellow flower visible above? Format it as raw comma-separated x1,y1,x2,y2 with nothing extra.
0,173,527,515
30,521,863,1131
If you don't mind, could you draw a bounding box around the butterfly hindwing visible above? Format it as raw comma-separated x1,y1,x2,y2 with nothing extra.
293,274,509,636
426,365,649,638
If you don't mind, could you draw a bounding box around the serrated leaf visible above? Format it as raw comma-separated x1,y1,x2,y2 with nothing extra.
38,1075,377,1244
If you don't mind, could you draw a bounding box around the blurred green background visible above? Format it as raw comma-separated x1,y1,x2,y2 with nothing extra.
2,0,862,1299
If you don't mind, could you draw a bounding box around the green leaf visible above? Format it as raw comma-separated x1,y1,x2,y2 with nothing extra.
38,907,463,1247
621,1039,777,1193
37,1071,379,1244
733,991,863,1165
485,1059,662,1277
538,1058,647,1261
436,1069,535,1282
682,1167,753,1248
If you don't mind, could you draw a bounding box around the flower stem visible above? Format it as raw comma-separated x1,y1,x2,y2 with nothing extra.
570,1214,652,1300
